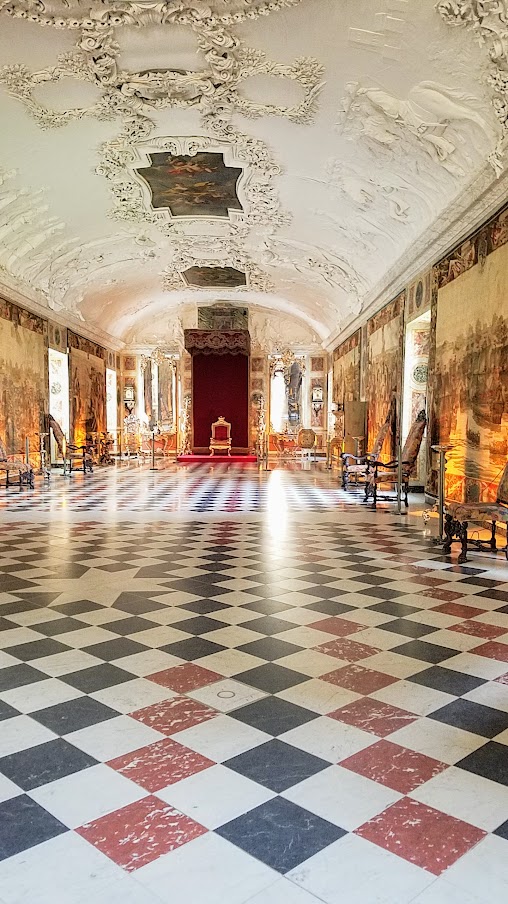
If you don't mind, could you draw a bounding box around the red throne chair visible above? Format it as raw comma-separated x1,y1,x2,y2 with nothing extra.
210,417,232,456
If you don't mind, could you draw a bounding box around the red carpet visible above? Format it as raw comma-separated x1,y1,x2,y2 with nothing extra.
177,454,258,464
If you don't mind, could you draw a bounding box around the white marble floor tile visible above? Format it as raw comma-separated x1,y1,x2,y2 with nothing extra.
158,764,275,829
187,679,267,712
283,764,401,831
280,715,374,763
66,715,165,761
287,833,434,904
175,714,270,763
135,833,277,904
29,763,146,828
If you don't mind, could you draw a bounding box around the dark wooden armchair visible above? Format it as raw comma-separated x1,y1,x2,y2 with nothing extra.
443,460,508,564
365,410,427,508
0,437,34,489
341,396,396,490
48,415,93,475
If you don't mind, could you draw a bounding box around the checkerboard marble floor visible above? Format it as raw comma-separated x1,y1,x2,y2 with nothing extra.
1,462,508,903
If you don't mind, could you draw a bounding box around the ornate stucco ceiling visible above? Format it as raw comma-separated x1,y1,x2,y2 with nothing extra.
0,0,507,349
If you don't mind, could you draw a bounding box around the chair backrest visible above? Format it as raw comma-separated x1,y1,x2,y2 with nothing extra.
48,414,65,454
496,460,508,505
298,428,316,449
371,394,397,459
211,417,231,441
401,410,427,471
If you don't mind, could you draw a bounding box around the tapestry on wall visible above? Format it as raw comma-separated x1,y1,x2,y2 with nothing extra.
366,292,405,458
0,299,47,454
428,239,508,503
332,330,360,405
70,347,106,446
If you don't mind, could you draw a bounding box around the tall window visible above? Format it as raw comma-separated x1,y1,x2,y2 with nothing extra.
270,368,286,433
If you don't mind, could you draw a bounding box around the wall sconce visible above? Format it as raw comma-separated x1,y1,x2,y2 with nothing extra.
311,385,324,417
124,385,135,412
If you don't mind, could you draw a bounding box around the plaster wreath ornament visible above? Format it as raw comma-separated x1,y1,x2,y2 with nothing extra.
0,1,322,129
436,0,508,173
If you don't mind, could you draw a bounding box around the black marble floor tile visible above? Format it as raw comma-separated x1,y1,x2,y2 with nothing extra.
160,637,226,661
235,663,309,694
356,587,404,600
29,617,85,637
429,699,508,739
367,601,421,617
238,637,303,662
5,639,70,662
392,640,459,663
408,666,485,697
171,615,228,635
99,616,155,636
224,739,329,793
0,795,68,861
244,616,298,636
216,795,346,873
379,619,438,639
304,600,355,616
0,738,97,790
231,696,317,736
53,600,104,616
83,638,148,661
61,663,134,694
494,818,508,841
457,741,508,785
0,699,20,721
243,599,296,616
112,594,166,614
31,696,119,735
0,664,48,692
180,599,229,614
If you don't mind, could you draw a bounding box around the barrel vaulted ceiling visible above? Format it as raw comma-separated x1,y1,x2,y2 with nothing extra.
0,0,507,350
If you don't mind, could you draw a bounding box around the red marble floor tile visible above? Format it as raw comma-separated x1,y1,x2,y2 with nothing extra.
355,797,486,875
472,640,508,662
321,664,397,695
410,576,448,588
495,672,508,685
448,620,507,639
309,617,365,637
431,602,488,619
329,698,417,737
131,696,218,735
108,737,215,792
418,588,464,602
77,795,207,872
341,739,448,794
147,664,223,693
315,638,381,662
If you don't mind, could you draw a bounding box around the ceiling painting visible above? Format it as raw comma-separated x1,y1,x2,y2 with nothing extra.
183,267,247,290
136,153,244,219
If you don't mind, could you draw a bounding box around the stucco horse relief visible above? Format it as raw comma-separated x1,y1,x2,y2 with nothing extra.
341,81,493,176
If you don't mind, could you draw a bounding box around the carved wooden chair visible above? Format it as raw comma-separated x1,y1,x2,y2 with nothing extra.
0,437,34,489
209,416,232,456
341,396,396,490
443,460,508,564
49,415,93,475
365,410,427,508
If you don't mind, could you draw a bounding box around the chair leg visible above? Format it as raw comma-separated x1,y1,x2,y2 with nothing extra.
458,520,469,565
490,520,497,551
505,524,508,561
403,480,409,507
443,513,454,554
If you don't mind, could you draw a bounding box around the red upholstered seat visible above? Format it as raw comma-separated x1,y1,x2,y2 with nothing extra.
210,417,232,456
